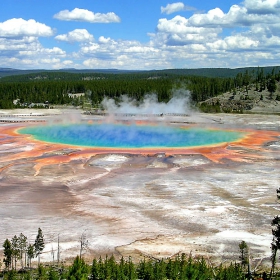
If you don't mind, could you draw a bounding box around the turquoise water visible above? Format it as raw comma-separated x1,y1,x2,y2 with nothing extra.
19,123,245,148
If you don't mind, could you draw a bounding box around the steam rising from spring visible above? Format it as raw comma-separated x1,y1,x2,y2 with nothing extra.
101,89,193,116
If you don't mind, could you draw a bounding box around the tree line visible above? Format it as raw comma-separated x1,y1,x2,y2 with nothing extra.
0,67,279,111
0,78,175,109
1,253,248,280
2,228,45,271
0,66,279,81
0,227,273,279
0,227,254,279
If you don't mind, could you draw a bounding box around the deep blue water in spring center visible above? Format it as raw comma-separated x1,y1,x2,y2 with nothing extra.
19,123,245,148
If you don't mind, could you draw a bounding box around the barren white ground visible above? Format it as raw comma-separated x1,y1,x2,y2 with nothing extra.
0,110,280,269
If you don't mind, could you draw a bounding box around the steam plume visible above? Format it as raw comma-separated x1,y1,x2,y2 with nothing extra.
101,89,193,116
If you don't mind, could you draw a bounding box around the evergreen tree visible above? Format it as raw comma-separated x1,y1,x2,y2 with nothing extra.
4,269,17,280
27,244,35,268
239,241,249,268
22,271,32,280
3,239,12,269
18,233,28,268
34,228,45,266
37,264,47,279
68,256,89,280
137,258,154,280
216,262,245,280
11,235,20,270
243,70,251,93
48,266,60,280
153,259,166,280
267,78,277,98
127,257,137,280
90,259,100,280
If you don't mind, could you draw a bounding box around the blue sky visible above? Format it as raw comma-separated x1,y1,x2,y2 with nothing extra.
0,0,280,70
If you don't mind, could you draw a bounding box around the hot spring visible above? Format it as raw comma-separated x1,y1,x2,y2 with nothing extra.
18,123,246,149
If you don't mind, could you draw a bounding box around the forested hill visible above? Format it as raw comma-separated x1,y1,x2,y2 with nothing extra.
0,66,279,81
0,68,134,80
0,66,279,111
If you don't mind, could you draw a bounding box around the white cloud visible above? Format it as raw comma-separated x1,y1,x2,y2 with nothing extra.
153,0,280,51
157,16,222,36
0,56,64,70
188,4,279,28
0,18,54,37
206,35,259,51
49,59,78,70
0,34,67,69
80,37,168,70
43,47,66,56
62,60,74,66
161,2,185,14
263,35,280,47
0,37,39,51
82,54,170,70
156,16,221,45
98,36,112,44
80,37,159,58
144,0,280,68
189,8,226,26
244,0,280,14
55,29,94,43
80,42,100,53
53,8,121,23
157,16,189,33
161,2,196,14
40,58,60,64
18,46,65,57
224,35,259,50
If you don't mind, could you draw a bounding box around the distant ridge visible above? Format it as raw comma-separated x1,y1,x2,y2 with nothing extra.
0,66,279,80
0,68,17,71
0,68,139,78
